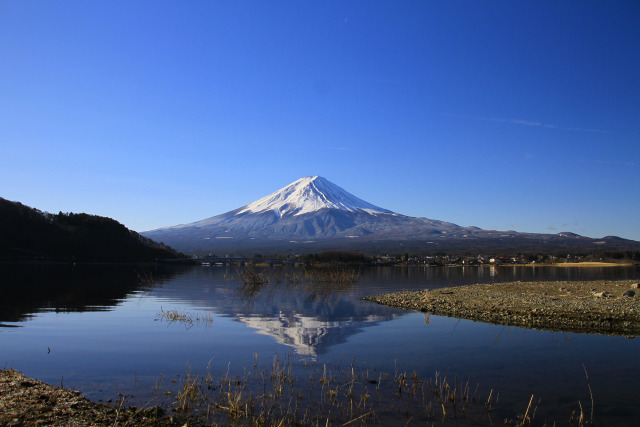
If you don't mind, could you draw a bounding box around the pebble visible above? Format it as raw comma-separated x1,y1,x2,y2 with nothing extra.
362,280,640,337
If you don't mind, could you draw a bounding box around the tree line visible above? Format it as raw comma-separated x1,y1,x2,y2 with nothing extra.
0,197,182,262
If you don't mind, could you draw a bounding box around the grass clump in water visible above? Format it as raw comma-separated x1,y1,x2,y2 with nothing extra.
235,265,360,300
155,307,214,330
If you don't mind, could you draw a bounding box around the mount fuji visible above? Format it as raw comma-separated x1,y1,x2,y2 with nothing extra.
142,176,638,254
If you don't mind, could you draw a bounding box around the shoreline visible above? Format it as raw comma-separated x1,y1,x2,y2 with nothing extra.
362,280,640,336
0,369,179,426
523,262,635,267
445,262,635,267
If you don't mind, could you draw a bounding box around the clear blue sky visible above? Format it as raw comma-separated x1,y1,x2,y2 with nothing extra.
2,1,639,240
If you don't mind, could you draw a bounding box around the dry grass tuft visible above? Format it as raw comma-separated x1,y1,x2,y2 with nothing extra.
155,307,214,330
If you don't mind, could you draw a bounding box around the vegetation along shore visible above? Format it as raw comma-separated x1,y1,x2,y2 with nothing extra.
0,357,591,426
363,280,640,336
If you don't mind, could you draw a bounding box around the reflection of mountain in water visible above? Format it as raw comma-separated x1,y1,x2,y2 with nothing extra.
0,263,175,324
149,267,405,356
240,312,395,357
235,295,399,357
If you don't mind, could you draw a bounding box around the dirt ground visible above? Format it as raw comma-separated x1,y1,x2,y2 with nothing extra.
0,369,179,426
363,280,640,336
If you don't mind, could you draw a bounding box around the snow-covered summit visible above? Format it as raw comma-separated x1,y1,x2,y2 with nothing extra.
236,176,394,217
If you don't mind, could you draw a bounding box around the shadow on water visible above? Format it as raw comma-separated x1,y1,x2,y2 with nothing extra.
0,263,178,324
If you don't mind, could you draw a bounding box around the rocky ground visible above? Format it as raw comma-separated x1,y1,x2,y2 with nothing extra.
363,280,640,336
0,369,180,426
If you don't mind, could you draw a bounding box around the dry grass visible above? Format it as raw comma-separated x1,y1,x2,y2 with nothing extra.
144,353,597,426
155,307,214,330
235,265,360,300
2,357,599,426
154,355,490,426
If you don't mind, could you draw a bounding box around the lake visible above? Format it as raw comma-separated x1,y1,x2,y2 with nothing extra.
1,263,639,425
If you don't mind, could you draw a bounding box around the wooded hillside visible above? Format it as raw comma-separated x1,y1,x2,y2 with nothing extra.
0,198,182,262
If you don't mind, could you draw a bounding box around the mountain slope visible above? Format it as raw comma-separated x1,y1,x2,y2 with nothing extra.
141,176,640,254
143,176,464,245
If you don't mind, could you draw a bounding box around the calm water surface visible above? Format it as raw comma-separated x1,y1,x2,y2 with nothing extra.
1,263,639,424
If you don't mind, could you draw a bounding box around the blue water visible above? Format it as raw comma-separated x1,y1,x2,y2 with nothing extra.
1,264,638,424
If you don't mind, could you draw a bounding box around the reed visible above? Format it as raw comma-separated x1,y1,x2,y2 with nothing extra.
235,265,360,301
582,364,594,425
149,353,534,426
155,307,214,329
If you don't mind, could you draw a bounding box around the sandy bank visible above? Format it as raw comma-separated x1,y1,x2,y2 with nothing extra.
547,262,635,267
362,280,640,336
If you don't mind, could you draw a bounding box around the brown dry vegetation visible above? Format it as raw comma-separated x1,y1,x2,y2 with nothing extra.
1,357,582,427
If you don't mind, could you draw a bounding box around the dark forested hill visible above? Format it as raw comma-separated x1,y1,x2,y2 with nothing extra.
0,198,182,262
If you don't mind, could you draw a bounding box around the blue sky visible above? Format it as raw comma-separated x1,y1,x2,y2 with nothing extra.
2,1,639,240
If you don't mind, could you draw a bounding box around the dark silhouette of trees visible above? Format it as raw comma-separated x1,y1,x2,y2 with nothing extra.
0,197,182,262
303,251,370,265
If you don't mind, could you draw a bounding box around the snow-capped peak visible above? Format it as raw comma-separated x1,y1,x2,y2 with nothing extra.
236,176,394,217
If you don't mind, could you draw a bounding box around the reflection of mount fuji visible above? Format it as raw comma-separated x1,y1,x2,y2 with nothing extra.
150,268,405,356
235,298,398,357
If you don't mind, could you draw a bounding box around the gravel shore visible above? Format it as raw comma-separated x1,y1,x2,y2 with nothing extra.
0,369,179,426
362,280,640,336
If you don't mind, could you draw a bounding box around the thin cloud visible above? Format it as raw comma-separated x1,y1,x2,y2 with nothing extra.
455,114,608,133
547,225,557,231
489,117,605,133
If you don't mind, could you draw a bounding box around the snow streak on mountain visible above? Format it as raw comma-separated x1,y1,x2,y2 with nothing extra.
237,176,393,217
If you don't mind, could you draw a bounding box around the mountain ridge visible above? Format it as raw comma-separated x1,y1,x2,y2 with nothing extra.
141,176,640,255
